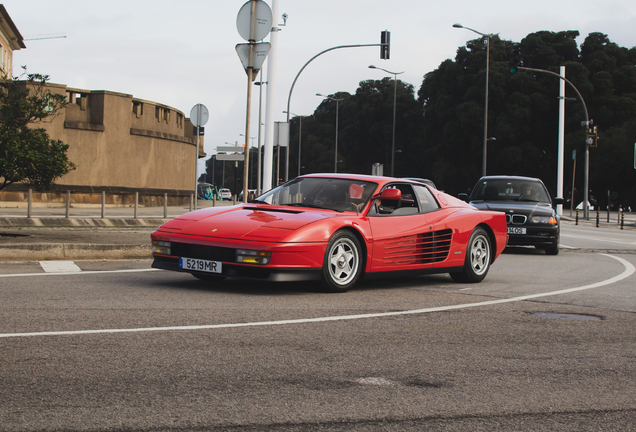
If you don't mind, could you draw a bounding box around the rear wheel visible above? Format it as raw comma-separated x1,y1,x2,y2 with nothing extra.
321,230,363,293
450,227,491,283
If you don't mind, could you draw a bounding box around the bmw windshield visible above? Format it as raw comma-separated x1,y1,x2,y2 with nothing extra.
471,179,551,203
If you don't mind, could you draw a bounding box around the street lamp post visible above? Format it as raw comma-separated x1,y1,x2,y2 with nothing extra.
240,134,256,189
453,23,497,177
316,94,344,173
369,65,404,177
254,78,267,195
283,111,303,177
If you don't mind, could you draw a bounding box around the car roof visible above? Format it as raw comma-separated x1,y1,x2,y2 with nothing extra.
477,175,544,183
300,173,431,189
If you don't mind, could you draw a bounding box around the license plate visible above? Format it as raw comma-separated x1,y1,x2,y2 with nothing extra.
179,257,222,273
507,227,526,235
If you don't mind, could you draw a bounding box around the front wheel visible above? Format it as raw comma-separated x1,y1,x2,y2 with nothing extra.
450,227,491,283
321,230,363,293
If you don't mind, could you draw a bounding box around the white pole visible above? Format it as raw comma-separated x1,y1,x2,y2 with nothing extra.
557,66,565,216
262,0,279,192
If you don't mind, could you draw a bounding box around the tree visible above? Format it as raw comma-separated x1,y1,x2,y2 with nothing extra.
0,67,76,191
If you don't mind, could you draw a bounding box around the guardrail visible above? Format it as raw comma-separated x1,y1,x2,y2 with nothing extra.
2,189,235,219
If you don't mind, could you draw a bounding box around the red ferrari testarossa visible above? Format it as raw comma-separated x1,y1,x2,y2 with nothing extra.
151,174,508,292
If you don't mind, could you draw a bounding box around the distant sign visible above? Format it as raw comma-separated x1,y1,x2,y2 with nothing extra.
217,146,244,153
217,154,245,161
236,0,273,42
189,104,209,127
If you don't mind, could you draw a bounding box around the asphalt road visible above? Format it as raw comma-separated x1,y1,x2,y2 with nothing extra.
1,223,636,431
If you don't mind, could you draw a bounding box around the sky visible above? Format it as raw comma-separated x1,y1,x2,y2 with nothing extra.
4,0,636,175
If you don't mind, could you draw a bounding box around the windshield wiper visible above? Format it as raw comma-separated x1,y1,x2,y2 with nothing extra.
249,199,269,204
285,203,341,212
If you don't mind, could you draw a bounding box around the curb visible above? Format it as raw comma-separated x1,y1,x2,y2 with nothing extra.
0,244,152,262
0,217,170,228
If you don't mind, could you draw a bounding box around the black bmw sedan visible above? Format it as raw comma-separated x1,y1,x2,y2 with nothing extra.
460,176,564,255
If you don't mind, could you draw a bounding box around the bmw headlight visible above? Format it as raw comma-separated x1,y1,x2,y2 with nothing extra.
236,249,272,265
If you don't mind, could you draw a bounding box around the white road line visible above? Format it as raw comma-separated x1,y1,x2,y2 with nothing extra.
39,261,82,273
0,254,634,339
0,268,160,278
561,233,636,246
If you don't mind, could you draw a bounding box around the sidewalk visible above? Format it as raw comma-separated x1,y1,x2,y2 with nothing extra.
0,200,235,261
0,202,634,262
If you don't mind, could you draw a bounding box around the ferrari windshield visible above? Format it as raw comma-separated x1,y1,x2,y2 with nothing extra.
253,177,378,212
471,179,551,203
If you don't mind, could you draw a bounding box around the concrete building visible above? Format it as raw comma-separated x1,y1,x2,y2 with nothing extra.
0,4,25,77
0,6,204,206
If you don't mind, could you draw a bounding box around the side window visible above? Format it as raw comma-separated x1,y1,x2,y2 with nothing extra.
368,183,419,216
413,185,440,213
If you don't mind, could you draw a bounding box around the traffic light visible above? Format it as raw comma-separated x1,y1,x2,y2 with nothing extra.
508,49,520,74
380,30,390,60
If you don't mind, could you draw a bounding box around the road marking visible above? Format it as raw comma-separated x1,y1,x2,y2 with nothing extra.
0,254,633,339
561,233,636,247
39,261,82,273
0,268,160,278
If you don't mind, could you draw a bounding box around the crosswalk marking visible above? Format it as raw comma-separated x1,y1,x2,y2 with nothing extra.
39,261,82,273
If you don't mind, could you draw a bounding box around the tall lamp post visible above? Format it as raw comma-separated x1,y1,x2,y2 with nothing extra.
254,77,267,195
240,134,256,189
369,65,404,177
453,23,497,177
283,111,303,177
316,94,344,173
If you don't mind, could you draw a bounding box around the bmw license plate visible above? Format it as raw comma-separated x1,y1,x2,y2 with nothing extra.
507,227,526,235
179,257,222,273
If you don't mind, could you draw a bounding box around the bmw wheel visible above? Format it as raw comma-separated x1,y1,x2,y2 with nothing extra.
450,227,491,283
321,230,363,293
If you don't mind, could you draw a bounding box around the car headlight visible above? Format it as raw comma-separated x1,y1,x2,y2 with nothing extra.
152,240,171,255
236,249,272,265
531,216,558,225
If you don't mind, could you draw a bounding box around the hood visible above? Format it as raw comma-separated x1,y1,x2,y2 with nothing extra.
157,205,337,241
470,200,556,217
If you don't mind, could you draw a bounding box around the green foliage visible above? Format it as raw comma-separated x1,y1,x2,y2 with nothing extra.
0,67,76,191
211,31,636,209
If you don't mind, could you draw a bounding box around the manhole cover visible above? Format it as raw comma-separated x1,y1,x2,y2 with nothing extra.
531,312,603,321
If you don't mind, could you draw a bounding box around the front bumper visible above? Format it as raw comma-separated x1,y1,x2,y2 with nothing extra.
152,255,321,282
507,225,559,247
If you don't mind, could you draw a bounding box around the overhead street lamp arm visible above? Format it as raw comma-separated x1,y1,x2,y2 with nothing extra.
285,43,385,124
518,66,589,123
452,23,497,38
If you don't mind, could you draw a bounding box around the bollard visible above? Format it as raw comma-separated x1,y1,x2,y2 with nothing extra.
163,192,168,218
134,191,138,219
189,194,193,212
621,212,624,230
27,188,32,218
65,190,71,218
213,194,216,207
101,191,105,218
596,210,600,227
575,209,579,225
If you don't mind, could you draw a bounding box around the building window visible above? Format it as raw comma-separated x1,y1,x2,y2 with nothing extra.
176,113,183,128
132,101,143,118
155,106,163,122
